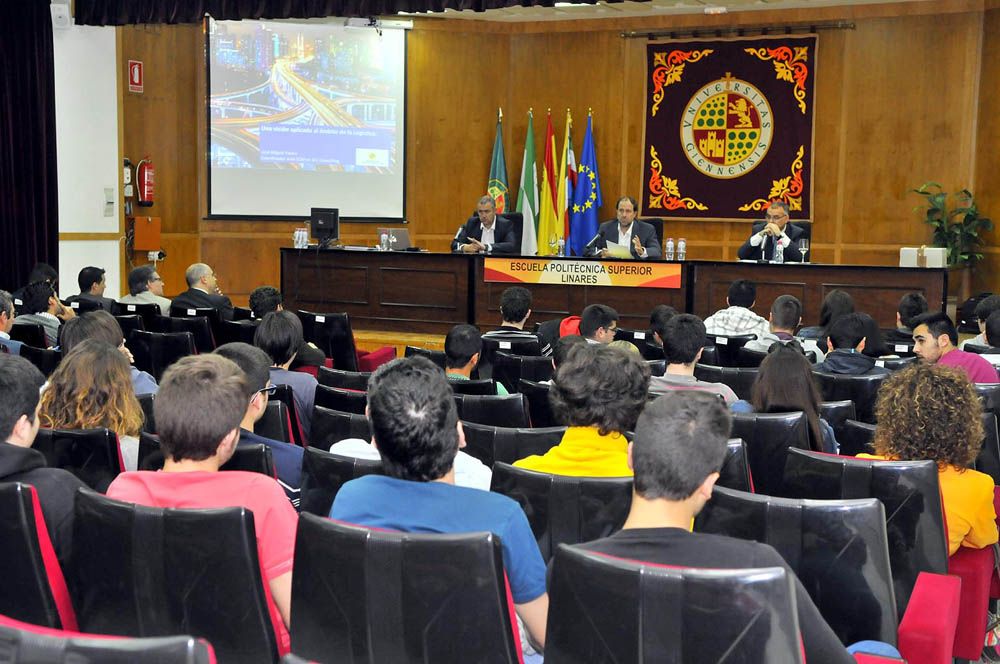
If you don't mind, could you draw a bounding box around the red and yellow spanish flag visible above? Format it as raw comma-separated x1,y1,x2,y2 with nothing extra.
537,112,561,256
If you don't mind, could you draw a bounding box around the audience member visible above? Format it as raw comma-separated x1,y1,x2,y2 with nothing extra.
14,280,74,347
445,323,508,395
0,290,22,355
912,312,999,383
579,304,618,344
798,289,854,340
986,310,1000,348
106,354,297,639
961,294,1000,349
481,286,551,356
649,314,738,404
538,334,588,384
574,391,860,664
884,292,928,344
330,356,547,654
648,304,678,350
703,279,769,339
11,263,58,305
60,310,157,395
857,313,890,358
38,339,144,471
733,343,837,453
214,342,304,505
172,263,234,321
743,294,824,362
608,339,640,355
247,286,325,368
813,313,888,376
0,354,87,562
254,311,316,440
514,344,647,476
119,265,171,315
864,363,998,555
65,266,114,312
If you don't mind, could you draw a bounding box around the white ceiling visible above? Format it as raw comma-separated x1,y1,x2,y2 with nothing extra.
401,0,924,23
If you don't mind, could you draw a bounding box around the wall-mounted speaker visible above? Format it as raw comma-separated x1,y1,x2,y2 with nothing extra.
50,2,71,30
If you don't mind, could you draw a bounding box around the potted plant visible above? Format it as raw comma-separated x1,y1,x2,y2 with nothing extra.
911,182,993,301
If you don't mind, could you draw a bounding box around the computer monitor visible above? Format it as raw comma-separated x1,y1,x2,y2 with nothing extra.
311,207,339,247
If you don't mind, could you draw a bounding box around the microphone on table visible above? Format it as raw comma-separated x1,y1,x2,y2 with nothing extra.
583,231,604,256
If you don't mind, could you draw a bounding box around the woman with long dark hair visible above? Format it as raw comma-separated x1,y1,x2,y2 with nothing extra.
799,289,855,341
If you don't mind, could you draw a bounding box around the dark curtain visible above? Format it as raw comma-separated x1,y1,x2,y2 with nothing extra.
75,0,615,24
0,0,59,291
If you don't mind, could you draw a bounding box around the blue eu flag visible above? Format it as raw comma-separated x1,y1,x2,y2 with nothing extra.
569,115,602,256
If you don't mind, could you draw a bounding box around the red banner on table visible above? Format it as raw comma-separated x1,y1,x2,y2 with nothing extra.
484,258,682,289
641,36,816,221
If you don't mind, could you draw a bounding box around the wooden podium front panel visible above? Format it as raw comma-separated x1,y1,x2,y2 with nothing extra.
281,249,471,335
689,262,947,328
473,259,688,331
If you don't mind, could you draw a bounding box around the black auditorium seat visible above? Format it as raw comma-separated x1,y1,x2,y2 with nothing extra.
128,330,196,381
314,385,367,416
298,447,383,517
453,393,530,428
160,315,216,353
18,344,60,376
310,406,372,450
10,323,47,348
729,411,810,497
818,399,857,444
316,366,371,391
111,301,161,329
33,428,122,492
403,346,447,369
813,371,888,424
693,365,757,401
459,421,565,468
297,310,359,371
492,351,553,393
736,345,768,368
255,401,293,444
706,333,757,367
518,379,558,428
479,335,540,379
717,438,754,493
448,377,497,395
839,419,876,456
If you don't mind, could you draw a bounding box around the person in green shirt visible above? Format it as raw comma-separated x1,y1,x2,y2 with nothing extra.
445,324,509,395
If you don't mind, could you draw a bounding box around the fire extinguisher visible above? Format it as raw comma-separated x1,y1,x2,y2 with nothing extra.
136,157,154,207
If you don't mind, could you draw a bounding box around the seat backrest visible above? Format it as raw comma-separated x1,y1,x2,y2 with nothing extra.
256,401,292,444
736,345,768,368
707,334,757,367
233,306,254,321
699,345,720,366
453,393,530,428
730,411,810,497
69,490,280,664
128,330,196,381
718,438,754,493
161,316,215,353
876,355,918,371
137,393,156,433
492,351,554,393
975,412,1000,484
310,406,372,450
646,359,666,377
270,384,306,446
403,346,447,369
693,364,758,401
317,366,371,391
782,448,948,618
0,614,215,664
814,371,888,424
0,483,76,630
613,328,662,361
448,377,497,395
839,419,876,456
66,298,101,314
546,545,803,664
314,385,368,416
695,486,897,644
290,515,520,663
33,429,122,492
818,399,857,444
299,448,384,517
10,323,47,348
18,344,61,377
460,420,565,468
114,314,146,340
137,433,276,478
111,301,161,328
490,462,632,561
219,319,258,346
297,310,357,372
965,342,1000,355
976,382,1000,419
480,336,540,380
517,379,558,428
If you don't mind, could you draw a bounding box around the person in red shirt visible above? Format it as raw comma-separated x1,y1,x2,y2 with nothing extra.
105,354,297,641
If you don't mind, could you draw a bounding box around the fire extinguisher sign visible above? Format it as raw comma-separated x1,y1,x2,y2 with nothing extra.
128,60,143,94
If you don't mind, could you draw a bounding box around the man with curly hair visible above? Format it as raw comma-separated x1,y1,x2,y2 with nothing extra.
861,363,998,555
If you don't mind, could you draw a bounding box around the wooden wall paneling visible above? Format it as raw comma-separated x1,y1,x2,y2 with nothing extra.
973,7,1000,293
838,13,982,250
157,233,200,298
810,28,847,255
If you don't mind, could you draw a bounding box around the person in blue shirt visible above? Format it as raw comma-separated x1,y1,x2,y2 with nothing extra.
214,342,303,508
330,356,548,654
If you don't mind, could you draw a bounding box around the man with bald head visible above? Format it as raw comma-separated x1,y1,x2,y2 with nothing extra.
172,262,234,321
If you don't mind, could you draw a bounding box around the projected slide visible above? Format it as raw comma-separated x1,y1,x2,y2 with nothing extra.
207,19,405,219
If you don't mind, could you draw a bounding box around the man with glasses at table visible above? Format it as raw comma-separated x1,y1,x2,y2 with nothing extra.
737,200,807,262
119,265,172,315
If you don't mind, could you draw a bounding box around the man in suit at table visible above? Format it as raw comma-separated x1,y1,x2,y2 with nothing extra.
737,200,806,262
583,196,661,260
451,195,517,255
172,263,234,321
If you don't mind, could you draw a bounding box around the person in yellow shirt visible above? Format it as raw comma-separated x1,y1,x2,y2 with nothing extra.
862,363,997,555
513,343,649,477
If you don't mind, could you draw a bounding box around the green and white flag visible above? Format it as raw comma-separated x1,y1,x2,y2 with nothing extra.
517,111,539,256
488,109,509,212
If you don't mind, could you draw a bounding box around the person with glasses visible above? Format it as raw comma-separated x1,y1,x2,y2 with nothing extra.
737,199,807,262
579,303,618,344
214,343,304,507
172,263,234,321
120,264,172,315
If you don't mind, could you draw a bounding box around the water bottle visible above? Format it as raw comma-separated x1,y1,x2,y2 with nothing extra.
557,238,565,257
665,238,675,261
380,232,390,251
677,238,687,261
773,239,785,264
293,228,303,248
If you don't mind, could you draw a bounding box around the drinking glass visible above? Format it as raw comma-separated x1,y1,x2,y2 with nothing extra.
799,239,810,263
548,233,558,255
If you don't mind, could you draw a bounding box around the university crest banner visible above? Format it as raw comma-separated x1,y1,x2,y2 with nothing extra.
641,36,817,221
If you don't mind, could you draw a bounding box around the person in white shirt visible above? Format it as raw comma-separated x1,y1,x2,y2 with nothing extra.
744,294,825,363
328,437,492,491
584,196,662,260
736,200,807,262
703,279,769,340
452,195,517,255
